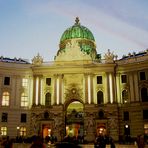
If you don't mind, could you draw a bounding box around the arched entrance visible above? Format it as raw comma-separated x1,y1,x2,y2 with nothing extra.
65,100,84,141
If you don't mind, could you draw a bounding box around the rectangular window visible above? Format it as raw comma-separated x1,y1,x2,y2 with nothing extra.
4,77,10,85
123,111,129,121
22,78,28,87
143,110,148,119
121,75,127,83
21,113,27,122
140,72,146,80
2,92,10,106
21,93,28,107
1,113,8,122
1,127,7,136
97,76,102,84
46,78,51,86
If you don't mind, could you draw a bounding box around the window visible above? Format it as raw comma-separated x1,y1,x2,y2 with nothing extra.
141,87,148,102
123,111,129,121
97,91,104,104
21,93,28,107
122,90,128,103
97,76,102,84
2,92,10,106
140,72,146,80
44,112,49,119
121,75,127,83
20,127,26,136
21,113,27,122
1,127,7,136
98,110,104,119
4,77,10,85
22,78,28,87
45,92,51,106
46,78,51,86
143,110,148,119
1,113,8,122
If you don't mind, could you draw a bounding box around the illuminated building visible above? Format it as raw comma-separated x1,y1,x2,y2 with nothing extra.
0,17,148,142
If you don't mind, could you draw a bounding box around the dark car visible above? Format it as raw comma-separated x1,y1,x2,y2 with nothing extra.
54,142,81,148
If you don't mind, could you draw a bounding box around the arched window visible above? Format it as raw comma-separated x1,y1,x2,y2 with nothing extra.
97,91,104,104
141,87,148,102
122,90,128,103
21,93,28,107
2,92,10,106
45,92,51,106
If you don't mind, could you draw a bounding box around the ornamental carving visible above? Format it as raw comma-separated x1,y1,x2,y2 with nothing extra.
64,83,83,100
32,53,43,65
104,49,115,63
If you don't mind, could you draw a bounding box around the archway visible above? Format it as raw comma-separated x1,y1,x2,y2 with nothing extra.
65,100,84,142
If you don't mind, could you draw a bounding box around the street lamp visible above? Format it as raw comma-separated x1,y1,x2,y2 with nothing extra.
17,126,20,137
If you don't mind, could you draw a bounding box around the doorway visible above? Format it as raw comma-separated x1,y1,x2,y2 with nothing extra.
65,101,84,140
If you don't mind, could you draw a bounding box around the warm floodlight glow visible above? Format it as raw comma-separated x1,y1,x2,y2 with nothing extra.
36,77,39,105
40,79,43,104
109,74,113,103
88,75,91,104
56,78,59,104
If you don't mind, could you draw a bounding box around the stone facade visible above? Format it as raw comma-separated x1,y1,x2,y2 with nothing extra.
0,19,148,143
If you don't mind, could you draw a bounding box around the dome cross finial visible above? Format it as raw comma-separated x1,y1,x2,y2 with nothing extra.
75,17,80,25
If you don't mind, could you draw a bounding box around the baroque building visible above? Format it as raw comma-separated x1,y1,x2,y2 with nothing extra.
0,17,148,142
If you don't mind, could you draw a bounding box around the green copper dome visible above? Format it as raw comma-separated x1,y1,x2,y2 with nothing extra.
58,17,97,58
60,17,95,42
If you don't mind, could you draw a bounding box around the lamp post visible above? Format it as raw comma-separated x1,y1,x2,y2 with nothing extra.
17,126,20,137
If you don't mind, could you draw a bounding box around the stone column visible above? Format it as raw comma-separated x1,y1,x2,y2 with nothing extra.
53,74,57,105
33,76,36,105
129,72,135,102
38,76,41,105
84,74,88,104
109,73,115,103
59,74,64,104
90,74,94,104
105,72,110,103
116,73,121,103
133,72,139,101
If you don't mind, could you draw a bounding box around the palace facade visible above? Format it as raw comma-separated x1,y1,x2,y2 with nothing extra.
0,18,148,142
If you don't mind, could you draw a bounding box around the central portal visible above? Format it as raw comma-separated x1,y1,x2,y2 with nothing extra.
65,101,84,141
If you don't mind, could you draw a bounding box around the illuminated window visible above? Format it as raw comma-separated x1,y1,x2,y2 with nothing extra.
97,76,102,84
1,113,8,122
4,77,10,85
21,93,28,107
121,75,127,83
122,90,128,103
22,78,28,87
97,91,104,104
20,127,26,136
45,92,51,106
141,87,148,102
2,92,10,106
1,127,7,136
46,78,51,86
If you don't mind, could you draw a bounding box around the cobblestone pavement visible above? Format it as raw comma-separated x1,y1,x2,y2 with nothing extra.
12,143,148,148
